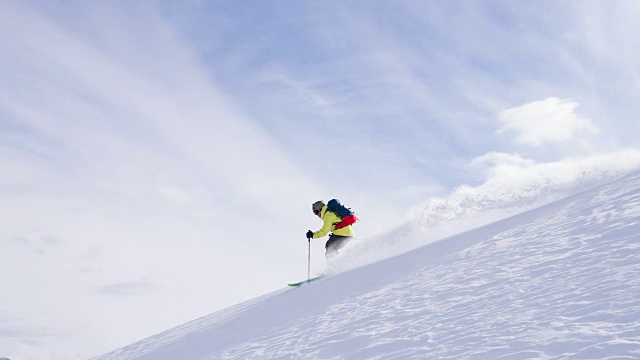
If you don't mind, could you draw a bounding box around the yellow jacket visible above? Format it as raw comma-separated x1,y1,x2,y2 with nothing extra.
312,205,354,239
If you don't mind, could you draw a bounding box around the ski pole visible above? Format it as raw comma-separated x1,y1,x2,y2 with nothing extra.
307,237,311,283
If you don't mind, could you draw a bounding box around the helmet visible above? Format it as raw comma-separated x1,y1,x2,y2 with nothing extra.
312,200,325,214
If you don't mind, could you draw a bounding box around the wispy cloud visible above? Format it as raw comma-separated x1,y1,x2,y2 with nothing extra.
497,97,600,148
1,2,325,358
183,1,640,191
95,280,160,297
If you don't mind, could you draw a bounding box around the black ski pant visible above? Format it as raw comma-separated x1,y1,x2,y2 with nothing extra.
325,234,352,258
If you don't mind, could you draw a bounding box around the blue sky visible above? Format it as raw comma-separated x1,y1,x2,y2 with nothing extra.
2,1,640,359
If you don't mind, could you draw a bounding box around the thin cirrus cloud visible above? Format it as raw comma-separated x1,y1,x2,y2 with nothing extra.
1,2,326,359
187,1,639,190
95,280,160,297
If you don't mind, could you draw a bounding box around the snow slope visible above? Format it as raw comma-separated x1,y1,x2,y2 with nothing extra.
95,172,640,359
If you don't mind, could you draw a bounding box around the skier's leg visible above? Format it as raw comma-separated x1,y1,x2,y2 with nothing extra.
325,235,352,258
325,236,338,259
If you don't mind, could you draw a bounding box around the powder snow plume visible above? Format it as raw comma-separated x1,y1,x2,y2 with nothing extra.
326,149,640,274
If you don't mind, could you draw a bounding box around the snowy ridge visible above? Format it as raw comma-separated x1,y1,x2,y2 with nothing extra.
96,171,640,359
91,289,288,360
327,153,640,275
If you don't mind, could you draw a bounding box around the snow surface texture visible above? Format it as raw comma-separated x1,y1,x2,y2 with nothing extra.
96,172,640,359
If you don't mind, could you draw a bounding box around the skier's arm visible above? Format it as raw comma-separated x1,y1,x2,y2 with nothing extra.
313,212,336,239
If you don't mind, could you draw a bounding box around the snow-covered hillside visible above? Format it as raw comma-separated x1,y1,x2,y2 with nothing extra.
94,172,640,359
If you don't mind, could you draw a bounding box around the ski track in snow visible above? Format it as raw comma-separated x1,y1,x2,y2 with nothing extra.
96,173,640,360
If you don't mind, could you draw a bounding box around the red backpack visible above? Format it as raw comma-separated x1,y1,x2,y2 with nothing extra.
326,199,358,230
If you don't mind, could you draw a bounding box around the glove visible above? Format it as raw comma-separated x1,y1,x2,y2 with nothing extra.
306,230,314,239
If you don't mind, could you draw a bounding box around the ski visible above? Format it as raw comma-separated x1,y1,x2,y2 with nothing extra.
288,277,321,287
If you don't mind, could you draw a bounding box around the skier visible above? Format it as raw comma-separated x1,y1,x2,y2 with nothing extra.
307,200,354,258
